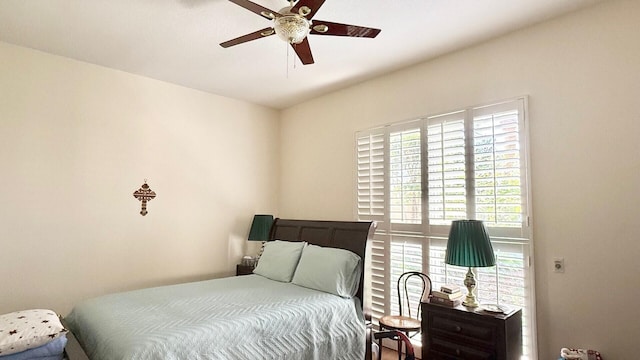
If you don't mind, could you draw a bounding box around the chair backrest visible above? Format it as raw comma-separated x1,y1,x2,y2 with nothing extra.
396,271,432,320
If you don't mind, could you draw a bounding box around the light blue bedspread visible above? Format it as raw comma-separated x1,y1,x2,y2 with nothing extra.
65,275,365,360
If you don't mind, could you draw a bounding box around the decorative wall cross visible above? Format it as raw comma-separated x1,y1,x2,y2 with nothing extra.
133,180,156,216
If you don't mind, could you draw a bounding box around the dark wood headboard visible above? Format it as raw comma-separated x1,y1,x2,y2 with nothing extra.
268,218,375,309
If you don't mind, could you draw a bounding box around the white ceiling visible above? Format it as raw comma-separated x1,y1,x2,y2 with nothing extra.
0,0,602,109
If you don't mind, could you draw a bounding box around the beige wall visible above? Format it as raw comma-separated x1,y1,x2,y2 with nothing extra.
279,1,640,359
0,42,280,316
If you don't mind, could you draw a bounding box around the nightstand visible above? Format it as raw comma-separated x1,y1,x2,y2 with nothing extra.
422,301,522,360
236,264,254,276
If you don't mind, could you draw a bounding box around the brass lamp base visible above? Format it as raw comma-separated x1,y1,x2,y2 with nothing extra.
463,267,480,308
255,240,266,265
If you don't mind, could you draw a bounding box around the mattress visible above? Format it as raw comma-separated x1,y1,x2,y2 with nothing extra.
65,275,365,360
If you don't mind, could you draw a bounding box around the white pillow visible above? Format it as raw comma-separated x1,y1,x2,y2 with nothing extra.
253,240,306,282
0,309,67,356
291,244,362,298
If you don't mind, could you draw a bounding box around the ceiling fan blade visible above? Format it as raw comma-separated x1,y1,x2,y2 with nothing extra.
291,0,326,20
228,0,280,20
310,20,381,38
220,27,275,48
291,38,314,65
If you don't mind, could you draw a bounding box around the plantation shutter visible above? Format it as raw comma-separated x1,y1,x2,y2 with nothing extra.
425,111,467,230
388,127,422,226
472,101,529,236
356,129,387,321
357,130,385,221
387,125,423,342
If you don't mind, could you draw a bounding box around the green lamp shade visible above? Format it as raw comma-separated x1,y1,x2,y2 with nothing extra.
248,215,274,241
445,220,496,267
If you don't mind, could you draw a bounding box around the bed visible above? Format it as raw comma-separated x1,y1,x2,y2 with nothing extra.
63,219,375,360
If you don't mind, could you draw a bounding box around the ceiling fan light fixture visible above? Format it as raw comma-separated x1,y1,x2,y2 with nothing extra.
274,15,310,44
312,24,328,33
298,6,311,16
260,11,275,19
260,29,275,36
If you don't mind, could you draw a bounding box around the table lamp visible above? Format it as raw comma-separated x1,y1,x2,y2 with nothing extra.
248,214,274,263
445,220,496,308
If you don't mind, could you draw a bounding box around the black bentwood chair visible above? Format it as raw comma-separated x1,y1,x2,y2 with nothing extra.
377,271,432,360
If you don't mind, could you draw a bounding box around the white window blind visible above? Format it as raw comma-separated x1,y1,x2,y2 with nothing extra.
355,97,535,359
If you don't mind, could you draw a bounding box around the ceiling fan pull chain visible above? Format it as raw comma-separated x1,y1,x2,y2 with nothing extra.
293,44,297,70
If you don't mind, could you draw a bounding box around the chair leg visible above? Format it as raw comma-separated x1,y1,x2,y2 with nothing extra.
377,326,383,360
397,338,402,360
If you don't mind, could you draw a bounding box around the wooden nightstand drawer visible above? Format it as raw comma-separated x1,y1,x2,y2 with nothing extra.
422,302,522,360
430,337,493,360
431,313,495,344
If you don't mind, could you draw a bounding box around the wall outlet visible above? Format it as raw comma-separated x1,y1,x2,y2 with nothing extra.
553,257,565,273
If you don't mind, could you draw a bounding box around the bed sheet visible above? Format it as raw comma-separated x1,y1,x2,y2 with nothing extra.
65,275,365,360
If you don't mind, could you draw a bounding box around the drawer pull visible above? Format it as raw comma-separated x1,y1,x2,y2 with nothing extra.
454,325,462,332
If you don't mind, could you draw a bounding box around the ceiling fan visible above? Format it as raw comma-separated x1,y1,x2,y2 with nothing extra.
220,0,381,65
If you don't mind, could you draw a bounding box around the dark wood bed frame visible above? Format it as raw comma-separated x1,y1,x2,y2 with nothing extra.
63,218,375,360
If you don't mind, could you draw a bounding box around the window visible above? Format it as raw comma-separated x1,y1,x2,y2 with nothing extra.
356,98,535,359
